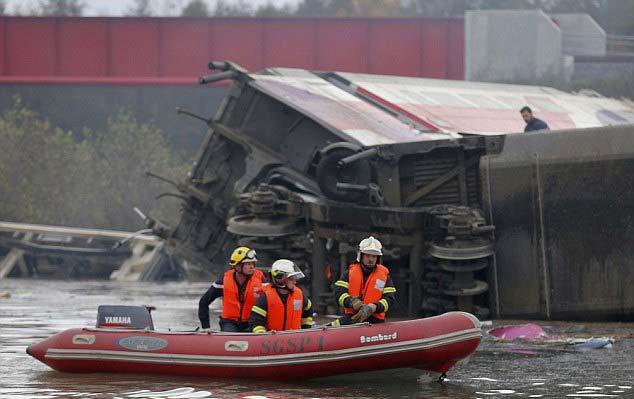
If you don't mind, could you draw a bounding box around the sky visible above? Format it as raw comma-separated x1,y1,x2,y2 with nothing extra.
6,0,300,16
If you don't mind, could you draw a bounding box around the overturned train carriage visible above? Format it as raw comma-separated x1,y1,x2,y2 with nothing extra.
165,61,634,321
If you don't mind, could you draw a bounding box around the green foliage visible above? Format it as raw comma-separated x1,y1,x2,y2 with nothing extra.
0,99,189,231
181,0,209,17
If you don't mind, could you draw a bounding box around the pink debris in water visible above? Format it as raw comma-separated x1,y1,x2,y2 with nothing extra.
488,323,547,340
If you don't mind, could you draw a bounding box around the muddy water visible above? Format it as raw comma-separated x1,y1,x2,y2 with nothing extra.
1,279,632,399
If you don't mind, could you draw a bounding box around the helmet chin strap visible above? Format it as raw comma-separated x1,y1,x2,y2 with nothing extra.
271,274,286,288
273,276,295,291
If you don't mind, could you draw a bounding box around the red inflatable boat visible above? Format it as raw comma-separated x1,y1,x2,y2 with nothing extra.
27,306,482,380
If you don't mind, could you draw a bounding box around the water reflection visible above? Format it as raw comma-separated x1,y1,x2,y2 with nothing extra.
124,388,213,398
1,279,633,399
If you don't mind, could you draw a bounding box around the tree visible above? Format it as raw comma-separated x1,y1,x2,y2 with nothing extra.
350,0,402,17
213,0,253,16
401,0,611,17
127,0,154,16
295,0,402,17
295,0,329,17
0,1,5,15
38,0,84,16
160,0,182,16
182,0,209,16
600,0,634,35
0,99,188,230
255,2,293,17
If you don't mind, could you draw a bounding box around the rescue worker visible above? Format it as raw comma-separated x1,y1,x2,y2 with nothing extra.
249,259,313,333
198,246,266,332
331,236,396,326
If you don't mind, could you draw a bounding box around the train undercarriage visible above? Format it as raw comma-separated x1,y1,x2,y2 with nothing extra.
160,61,634,320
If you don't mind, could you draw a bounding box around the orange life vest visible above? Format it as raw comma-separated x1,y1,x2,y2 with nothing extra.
262,284,304,331
344,262,389,320
221,269,264,322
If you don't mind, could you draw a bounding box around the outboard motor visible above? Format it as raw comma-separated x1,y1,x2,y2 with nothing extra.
96,305,155,330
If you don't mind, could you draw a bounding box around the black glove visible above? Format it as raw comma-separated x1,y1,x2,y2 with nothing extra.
351,304,374,323
350,296,364,312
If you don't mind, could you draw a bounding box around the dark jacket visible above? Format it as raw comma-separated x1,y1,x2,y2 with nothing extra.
198,273,268,329
333,266,397,315
524,117,550,132
249,287,313,332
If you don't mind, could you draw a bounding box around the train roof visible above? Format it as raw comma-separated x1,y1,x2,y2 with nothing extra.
249,73,457,147
248,67,634,145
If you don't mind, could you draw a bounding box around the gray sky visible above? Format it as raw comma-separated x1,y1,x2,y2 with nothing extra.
7,0,300,16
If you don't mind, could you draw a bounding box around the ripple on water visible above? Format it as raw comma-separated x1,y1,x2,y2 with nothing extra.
0,388,59,394
120,387,216,398
126,388,196,397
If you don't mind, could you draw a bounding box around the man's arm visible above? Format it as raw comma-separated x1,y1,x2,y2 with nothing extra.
301,296,313,328
249,294,268,333
333,269,355,309
197,278,223,329
373,275,397,314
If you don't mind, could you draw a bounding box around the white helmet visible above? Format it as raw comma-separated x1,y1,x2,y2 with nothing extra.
356,236,382,261
271,259,305,280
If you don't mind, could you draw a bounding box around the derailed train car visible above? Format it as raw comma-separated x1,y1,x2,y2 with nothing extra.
161,61,634,320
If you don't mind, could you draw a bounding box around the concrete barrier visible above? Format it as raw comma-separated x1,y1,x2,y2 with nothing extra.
465,10,563,82
551,13,606,57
